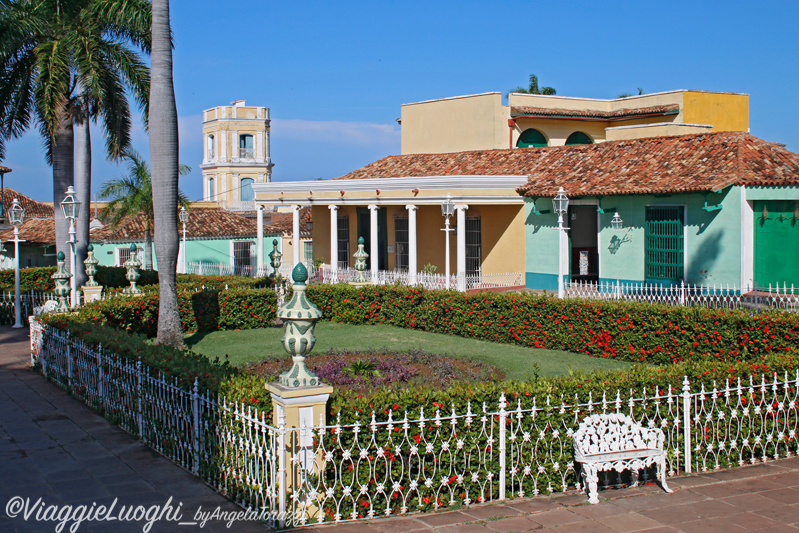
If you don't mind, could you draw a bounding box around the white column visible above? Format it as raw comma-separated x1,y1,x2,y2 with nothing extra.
456,204,469,291
406,205,418,285
231,129,239,161
558,213,568,299
232,173,239,205
329,205,339,273
220,131,227,162
368,205,379,283
256,131,264,163
257,205,264,274
292,205,301,267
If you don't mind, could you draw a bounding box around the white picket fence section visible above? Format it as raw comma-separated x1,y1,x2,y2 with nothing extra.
30,317,799,527
317,265,524,292
566,280,799,312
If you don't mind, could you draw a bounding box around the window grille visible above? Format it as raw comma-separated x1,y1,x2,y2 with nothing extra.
337,215,350,268
116,246,142,267
394,216,409,271
645,206,684,281
233,241,254,275
239,134,254,159
465,216,481,277
304,241,313,263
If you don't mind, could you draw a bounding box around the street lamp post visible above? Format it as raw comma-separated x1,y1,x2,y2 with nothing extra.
552,187,569,299
9,198,24,328
441,193,455,290
179,206,189,274
60,186,81,308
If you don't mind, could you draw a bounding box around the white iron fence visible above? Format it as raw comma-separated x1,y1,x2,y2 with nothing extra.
566,280,799,312
317,266,524,292
30,318,799,527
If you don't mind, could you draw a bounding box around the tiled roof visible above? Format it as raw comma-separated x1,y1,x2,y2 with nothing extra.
1,188,54,219
510,104,680,121
91,207,277,243
333,132,799,198
0,218,55,246
267,206,312,237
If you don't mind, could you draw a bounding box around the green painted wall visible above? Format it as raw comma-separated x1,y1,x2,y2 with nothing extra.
91,236,280,271
525,187,746,289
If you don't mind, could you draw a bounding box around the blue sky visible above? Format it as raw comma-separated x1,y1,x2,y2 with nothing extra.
3,0,799,204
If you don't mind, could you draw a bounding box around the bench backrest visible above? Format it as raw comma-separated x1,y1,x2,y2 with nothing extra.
573,413,664,455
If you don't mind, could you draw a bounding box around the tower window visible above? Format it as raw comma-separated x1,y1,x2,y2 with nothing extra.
207,134,215,159
239,134,254,158
208,177,215,201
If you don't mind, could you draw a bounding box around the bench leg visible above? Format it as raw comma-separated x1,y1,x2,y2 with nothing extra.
584,465,600,504
630,468,640,488
658,457,673,493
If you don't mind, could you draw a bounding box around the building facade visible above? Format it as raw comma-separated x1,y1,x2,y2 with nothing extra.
400,89,749,155
201,100,274,211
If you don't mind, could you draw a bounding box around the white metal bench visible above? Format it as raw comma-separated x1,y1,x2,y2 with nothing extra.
573,413,673,504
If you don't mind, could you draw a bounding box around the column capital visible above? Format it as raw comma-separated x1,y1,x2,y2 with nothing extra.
455,204,470,212
405,204,418,212
257,205,264,212
368,204,379,212
328,205,339,211
292,204,301,212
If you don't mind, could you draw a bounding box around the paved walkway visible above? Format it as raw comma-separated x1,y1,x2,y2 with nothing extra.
2,325,799,533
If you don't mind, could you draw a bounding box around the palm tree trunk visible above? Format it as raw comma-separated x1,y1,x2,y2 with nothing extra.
74,98,91,288
52,117,74,268
149,0,183,348
144,227,153,270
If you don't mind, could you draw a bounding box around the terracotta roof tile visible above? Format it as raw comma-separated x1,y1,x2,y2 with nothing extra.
1,188,54,219
334,132,799,198
91,207,278,243
0,218,55,245
267,206,312,237
510,104,680,121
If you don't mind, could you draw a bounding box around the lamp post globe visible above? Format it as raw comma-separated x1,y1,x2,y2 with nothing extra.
10,198,25,328
61,186,81,308
552,187,569,299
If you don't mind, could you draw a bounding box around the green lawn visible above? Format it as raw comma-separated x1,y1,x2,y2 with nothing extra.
186,322,629,380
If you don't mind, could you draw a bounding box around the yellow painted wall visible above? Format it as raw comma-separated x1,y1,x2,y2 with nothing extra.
682,91,749,132
401,93,508,154
310,204,524,276
605,123,713,141
513,117,607,146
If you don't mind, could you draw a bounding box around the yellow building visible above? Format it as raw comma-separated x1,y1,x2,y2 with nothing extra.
400,89,749,154
252,89,750,292
201,99,274,210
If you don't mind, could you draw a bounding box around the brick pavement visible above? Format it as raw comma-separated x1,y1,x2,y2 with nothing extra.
3,324,799,533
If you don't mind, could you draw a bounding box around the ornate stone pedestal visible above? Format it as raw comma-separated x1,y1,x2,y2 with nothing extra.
82,285,103,304
82,243,103,304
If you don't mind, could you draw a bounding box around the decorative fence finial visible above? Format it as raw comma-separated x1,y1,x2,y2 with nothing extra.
84,244,99,286
269,238,282,278
123,244,142,295
51,251,72,312
276,263,323,388
351,236,370,285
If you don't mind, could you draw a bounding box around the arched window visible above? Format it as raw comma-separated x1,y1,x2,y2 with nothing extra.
240,177,254,202
208,177,215,201
239,134,254,158
516,128,548,148
207,134,215,159
565,131,594,145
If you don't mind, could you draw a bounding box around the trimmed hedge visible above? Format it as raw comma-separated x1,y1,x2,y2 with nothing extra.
305,285,799,365
0,266,271,291
72,283,799,368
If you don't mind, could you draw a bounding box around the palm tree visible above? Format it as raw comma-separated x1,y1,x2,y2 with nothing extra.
149,0,182,347
97,149,189,270
0,0,150,285
508,74,557,96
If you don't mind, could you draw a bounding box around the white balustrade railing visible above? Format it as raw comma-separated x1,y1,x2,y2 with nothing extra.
30,318,799,527
566,280,799,312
